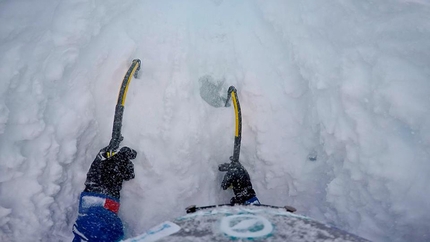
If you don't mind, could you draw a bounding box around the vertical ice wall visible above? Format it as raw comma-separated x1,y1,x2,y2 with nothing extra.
0,0,429,241
254,1,430,240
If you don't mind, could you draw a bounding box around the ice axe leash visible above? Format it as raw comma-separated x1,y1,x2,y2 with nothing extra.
225,86,242,162
106,59,141,158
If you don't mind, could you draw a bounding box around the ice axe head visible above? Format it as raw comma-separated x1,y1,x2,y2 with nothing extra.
199,75,229,108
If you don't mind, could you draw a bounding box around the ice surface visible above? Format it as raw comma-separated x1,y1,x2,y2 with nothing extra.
0,0,430,241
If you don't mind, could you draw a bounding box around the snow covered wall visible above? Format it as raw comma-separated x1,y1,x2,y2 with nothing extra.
1,0,430,241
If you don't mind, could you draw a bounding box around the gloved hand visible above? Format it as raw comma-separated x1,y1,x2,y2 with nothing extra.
219,160,257,205
84,147,137,199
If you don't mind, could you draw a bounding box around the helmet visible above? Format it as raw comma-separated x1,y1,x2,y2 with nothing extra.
123,205,368,242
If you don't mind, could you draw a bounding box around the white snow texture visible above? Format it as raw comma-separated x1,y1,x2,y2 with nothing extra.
1,0,430,241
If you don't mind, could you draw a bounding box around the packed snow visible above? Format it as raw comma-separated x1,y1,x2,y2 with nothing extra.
1,0,430,241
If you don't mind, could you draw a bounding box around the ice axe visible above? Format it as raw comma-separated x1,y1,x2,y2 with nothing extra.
199,76,241,162
224,86,242,162
105,59,141,158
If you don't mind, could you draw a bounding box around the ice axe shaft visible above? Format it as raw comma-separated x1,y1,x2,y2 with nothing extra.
107,59,141,157
225,86,242,162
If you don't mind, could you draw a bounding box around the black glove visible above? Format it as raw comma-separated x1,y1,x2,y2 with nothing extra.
84,147,137,199
219,160,257,205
